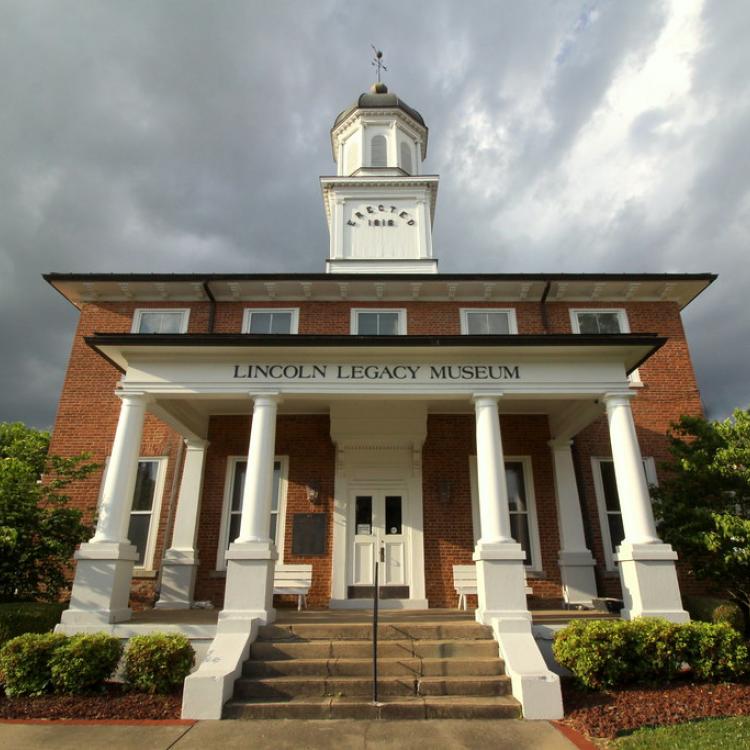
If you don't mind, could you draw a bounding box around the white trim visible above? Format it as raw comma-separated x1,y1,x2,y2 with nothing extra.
592,456,658,571
96,455,168,572
569,308,641,384
131,308,190,334
460,308,518,335
350,308,407,335
469,455,542,572
241,308,299,334
569,308,630,334
216,455,289,571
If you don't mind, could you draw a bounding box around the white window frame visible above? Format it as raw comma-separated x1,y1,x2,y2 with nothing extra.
350,308,407,335
216,455,289,571
131,308,190,334
469,455,543,572
460,308,518,335
569,308,642,385
241,308,299,334
591,456,658,571
97,456,168,572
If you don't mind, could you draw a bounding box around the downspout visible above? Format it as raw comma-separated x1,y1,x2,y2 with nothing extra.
540,280,552,333
203,281,216,333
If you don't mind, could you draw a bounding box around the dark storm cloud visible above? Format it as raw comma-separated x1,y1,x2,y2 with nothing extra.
0,0,748,428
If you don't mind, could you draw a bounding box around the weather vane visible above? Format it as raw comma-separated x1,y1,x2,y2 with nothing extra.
371,45,387,83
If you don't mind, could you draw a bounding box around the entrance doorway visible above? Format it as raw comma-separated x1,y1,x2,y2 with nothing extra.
348,488,409,599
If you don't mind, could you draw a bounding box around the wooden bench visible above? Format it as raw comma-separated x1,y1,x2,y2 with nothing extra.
273,564,313,611
453,564,533,610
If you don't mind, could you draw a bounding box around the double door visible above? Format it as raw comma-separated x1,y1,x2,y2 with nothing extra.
350,489,408,598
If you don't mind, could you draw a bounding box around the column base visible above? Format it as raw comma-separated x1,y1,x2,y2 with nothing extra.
473,541,531,625
61,542,138,626
155,549,199,610
615,542,689,622
558,550,598,607
220,541,278,625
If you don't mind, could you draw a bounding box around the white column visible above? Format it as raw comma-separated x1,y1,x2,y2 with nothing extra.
550,440,597,606
93,393,149,543
472,396,563,721
472,396,530,624
60,392,148,628
604,394,688,622
156,438,208,610
220,394,279,627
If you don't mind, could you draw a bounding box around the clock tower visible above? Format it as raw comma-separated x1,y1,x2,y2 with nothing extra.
322,82,439,274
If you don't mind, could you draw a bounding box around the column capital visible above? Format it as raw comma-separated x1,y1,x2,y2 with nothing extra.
249,392,282,406
184,437,209,451
602,392,635,409
115,390,152,405
548,438,573,449
472,393,504,405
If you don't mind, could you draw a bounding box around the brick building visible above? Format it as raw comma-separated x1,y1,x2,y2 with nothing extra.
47,83,715,719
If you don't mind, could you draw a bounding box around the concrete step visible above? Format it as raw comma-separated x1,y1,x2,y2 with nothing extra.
250,638,500,661
257,622,493,642
224,695,522,720
243,656,505,678
233,674,512,700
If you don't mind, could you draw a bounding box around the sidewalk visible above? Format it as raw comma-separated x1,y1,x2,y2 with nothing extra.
0,719,581,749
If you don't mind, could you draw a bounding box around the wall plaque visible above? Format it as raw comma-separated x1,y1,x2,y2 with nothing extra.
291,513,327,556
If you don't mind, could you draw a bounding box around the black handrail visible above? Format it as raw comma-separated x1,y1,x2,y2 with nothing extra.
372,555,379,704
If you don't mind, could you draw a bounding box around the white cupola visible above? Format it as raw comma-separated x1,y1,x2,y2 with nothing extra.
321,82,439,274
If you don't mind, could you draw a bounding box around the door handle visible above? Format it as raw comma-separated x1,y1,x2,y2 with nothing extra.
379,544,385,563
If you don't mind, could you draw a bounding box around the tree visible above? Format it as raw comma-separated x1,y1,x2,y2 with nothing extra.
651,409,750,627
0,422,96,602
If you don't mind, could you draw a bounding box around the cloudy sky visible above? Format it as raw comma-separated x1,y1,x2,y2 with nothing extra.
1,0,748,429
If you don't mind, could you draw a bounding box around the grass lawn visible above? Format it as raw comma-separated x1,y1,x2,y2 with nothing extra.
614,716,750,749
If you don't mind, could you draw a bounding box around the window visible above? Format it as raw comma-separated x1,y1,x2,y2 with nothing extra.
469,456,542,571
460,309,518,335
132,309,189,334
570,308,628,335
351,308,406,335
399,142,412,174
592,456,657,570
242,308,299,334
570,308,641,384
371,134,387,167
98,457,167,570
217,456,289,569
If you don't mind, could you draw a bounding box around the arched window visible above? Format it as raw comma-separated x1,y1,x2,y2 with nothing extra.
400,142,413,174
371,135,387,167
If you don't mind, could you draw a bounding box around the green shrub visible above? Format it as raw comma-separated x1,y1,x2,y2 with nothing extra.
0,632,67,696
553,618,750,690
682,621,749,681
552,618,632,689
684,595,745,633
0,602,66,649
124,633,194,694
49,633,122,694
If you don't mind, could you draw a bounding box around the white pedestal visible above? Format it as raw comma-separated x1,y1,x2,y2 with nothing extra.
473,541,531,625
60,542,138,626
558,550,598,606
615,542,689,622
219,541,277,625
156,549,199,610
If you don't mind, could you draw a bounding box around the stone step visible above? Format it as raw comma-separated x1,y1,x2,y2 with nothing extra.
257,622,493,642
244,656,505,678
250,638,500,661
224,695,522,720
233,674,511,700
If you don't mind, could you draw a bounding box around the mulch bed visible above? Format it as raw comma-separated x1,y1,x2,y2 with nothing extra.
0,682,182,721
561,679,750,740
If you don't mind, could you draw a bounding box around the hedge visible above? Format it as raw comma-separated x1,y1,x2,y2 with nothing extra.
553,618,749,689
123,633,195,694
49,633,122,694
0,602,66,649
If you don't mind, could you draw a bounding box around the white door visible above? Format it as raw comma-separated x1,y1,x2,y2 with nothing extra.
351,490,408,596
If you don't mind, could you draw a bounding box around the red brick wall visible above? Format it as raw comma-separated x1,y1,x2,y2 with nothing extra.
47,296,707,608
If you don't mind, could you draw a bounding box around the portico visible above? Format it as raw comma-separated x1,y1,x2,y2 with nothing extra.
58,332,688,631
